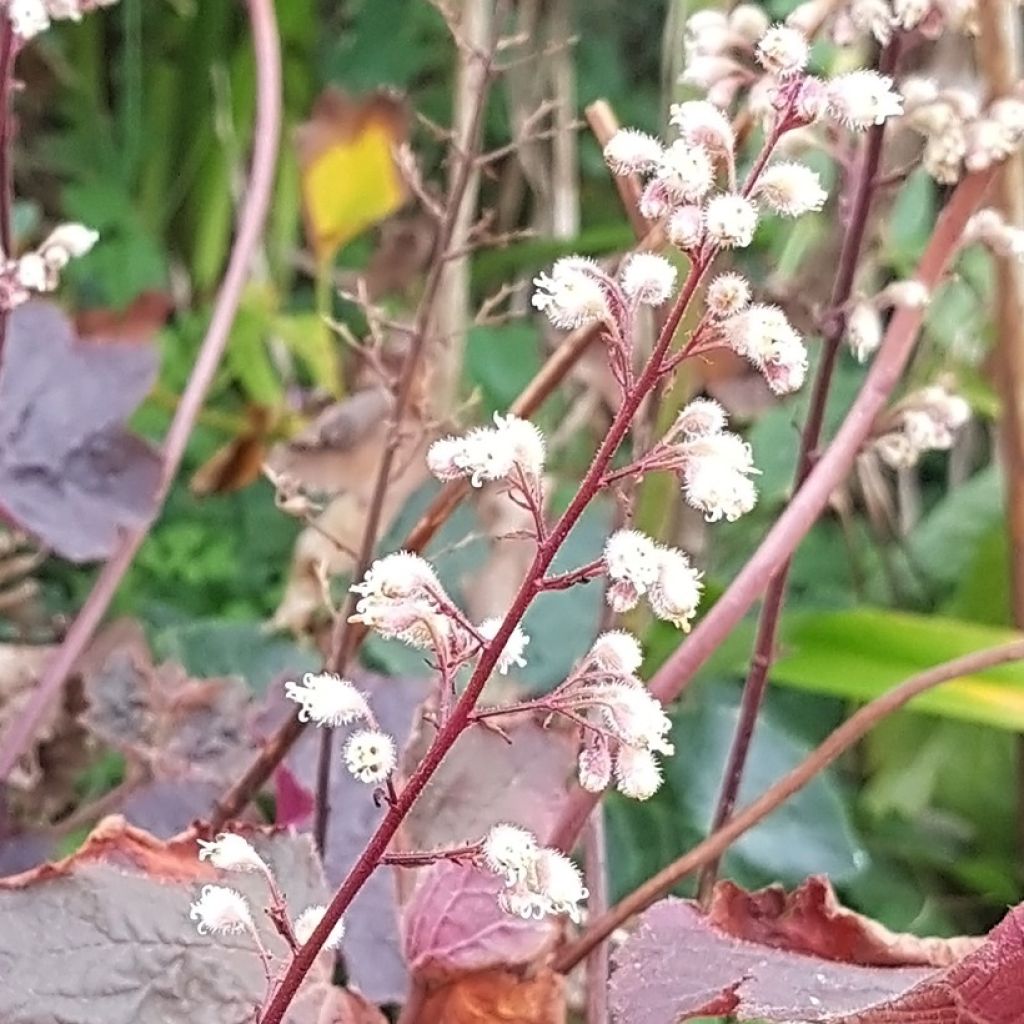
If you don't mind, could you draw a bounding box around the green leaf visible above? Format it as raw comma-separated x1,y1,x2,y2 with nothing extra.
884,170,936,273
465,323,542,416
152,619,319,694
769,607,1024,730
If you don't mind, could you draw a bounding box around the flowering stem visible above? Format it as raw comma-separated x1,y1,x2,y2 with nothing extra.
259,251,712,1024
552,638,1024,972
537,558,605,591
311,2,506,853
695,39,899,904
547,167,997,854
584,805,610,1024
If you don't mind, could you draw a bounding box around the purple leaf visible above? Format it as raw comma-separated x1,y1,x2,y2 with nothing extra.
0,302,160,561
610,893,1024,1024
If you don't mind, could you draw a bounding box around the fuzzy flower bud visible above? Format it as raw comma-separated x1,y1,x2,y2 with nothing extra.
604,529,660,602
532,257,609,329
603,129,664,175
648,546,703,631
189,885,254,937
680,431,759,523
483,823,539,885
292,905,346,950
756,24,810,78
532,849,588,923
614,745,664,801
656,141,716,202
670,100,736,156
285,672,371,727
620,252,677,306
197,833,268,874
755,162,828,216
707,273,751,318
477,617,531,675
578,741,613,793
827,71,904,131
343,730,397,784
846,301,883,362
878,279,929,309
589,630,644,675
667,205,704,250
704,193,759,249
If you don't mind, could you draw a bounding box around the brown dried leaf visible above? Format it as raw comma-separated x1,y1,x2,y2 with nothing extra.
190,406,273,497
413,968,565,1024
610,892,1024,1024
0,817,333,1024
75,291,173,342
316,988,389,1024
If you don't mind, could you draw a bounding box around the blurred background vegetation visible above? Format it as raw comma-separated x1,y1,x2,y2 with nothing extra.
5,0,1023,949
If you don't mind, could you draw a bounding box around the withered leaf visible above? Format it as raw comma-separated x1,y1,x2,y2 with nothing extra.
0,817,332,1024
0,302,160,562
609,891,1024,1024
413,968,565,1024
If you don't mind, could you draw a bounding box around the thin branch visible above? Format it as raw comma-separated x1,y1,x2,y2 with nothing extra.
0,0,283,786
311,0,506,853
0,14,18,371
584,804,610,1024
547,168,998,853
552,638,1024,972
696,38,900,903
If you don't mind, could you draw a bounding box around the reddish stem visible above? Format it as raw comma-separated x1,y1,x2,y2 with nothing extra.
696,40,899,903
0,15,17,371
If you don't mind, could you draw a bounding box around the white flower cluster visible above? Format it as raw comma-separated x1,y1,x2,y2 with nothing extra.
706,280,809,395
6,0,118,40
872,384,970,468
681,14,904,135
285,671,396,786
790,0,982,45
198,833,269,874
189,884,254,937
482,824,588,922
667,400,760,522
428,412,546,487
0,223,98,310
902,79,1024,184
603,529,703,631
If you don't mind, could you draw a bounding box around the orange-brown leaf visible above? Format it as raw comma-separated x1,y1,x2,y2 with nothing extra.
414,969,565,1024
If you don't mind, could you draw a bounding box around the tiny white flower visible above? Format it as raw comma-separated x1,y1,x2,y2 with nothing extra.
16,253,49,293
604,529,661,596
756,24,810,78
730,4,770,43
196,833,268,874
483,823,539,885
878,280,929,309
285,672,371,727
603,128,664,175
762,333,808,395
680,431,759,523
706,272,751,318
639,178,673,220
352,551,441,602
648,546,703,631
189,884,253,937
292,905,346,951
666,205,704,250
704,193,759,249
847,301,883,363
722,303,802,368
670,100,735,155
344,730,397,784
593,683,674,753
40,222,99,261
672,398,728,439
827,71,904,131
532,849,588,923
477,617,530,675
755,162,828,216
589,630,644,675
892,0,930,29
532,256,609,330
578,741,613,792
493,412,546,478
620,252,677,306
614,746,664,800
9,0,50,38
656,141,716,202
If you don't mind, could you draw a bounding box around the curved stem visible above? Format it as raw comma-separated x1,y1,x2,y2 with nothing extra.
552,637,1024,972
696,39,900,903
0,0,283,786
547,168,997,853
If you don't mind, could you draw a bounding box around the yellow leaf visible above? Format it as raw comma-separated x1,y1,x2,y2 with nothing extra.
296,89,409,264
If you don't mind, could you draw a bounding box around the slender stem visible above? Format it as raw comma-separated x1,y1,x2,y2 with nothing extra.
381,841,481,867
547,168,997,853
0,14,17,372
259,250,712,1024
696,40,899,903
538,558,605,591
0,0,283,786
553,638,1024,972
584,805,610,1024
311,3,506,852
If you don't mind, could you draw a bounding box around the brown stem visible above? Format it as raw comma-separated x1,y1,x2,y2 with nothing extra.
696,40,899,903
0,0,283,786
311,2,506,853
547,168,997,853
552,637,1024,972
